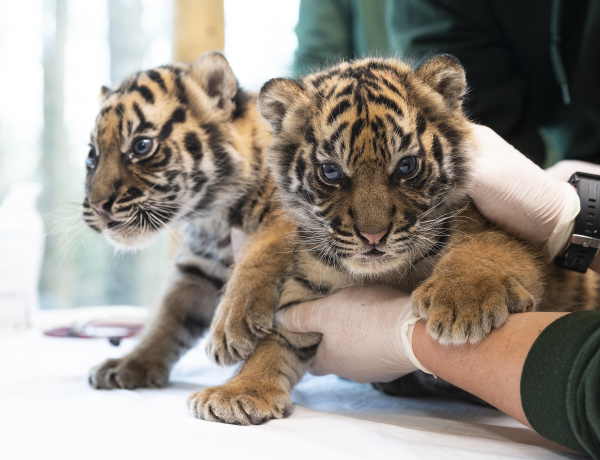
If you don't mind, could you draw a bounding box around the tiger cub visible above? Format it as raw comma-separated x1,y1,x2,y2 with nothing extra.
194,55,600,424
84,51,293,389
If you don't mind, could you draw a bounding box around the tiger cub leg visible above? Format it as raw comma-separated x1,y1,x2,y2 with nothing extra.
412,230,545,345
190,330,321,425
206,214,296,365
89,271,220,389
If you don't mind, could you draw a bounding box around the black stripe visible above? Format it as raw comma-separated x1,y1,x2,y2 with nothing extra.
232,88,252,120
216,234,232,248
123,187,143,200
334,228,353,238
173,71,188,105
195,185,217,210
184,131,203,160
328,120,349,147
335,82,354,98
370,92,403,117
116,103,125,136
147,70,167,92
133,103,155,132
349,118,365,154
380,77,406,99
181,314,209,336
438,122,462,149
131,83,155,104
147,145,172,168
431,134,444,167
257,201,271,225
228,192,249,227
327,99,352,125
159,108,186,140
203,122,233,180
191,171,208,194
395,211,417,232
176,264,224,290
277,142,300,184
398,132,412,152
311,68,341,88
416,113,427,135
294,155,306,183
131,171,170,192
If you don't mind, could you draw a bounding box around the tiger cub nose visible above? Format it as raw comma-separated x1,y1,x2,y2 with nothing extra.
90,199,113,217
359,229,388,245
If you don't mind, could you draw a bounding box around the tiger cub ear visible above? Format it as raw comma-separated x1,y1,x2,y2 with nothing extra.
258,78,305,133
415,54,466,110
190,51,238,113
100,85,112,101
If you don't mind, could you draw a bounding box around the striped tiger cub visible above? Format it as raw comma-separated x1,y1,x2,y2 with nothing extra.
84,52,293,390
194,55,600,424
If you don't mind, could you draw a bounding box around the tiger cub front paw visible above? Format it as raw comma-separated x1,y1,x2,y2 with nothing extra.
206,286,275,366
412,269,535,345
188,380,291,425
88,356,169,389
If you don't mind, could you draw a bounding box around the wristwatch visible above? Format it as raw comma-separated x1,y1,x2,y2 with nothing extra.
556,172,600,273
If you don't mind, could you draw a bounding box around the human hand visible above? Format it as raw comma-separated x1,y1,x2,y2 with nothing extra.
275,286,430,384
545,159,600,182
469,124,580,258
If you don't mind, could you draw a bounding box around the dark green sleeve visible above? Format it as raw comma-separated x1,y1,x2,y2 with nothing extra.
293,0,390,77
521,311,600,458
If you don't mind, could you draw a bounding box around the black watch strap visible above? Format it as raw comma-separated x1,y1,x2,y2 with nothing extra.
556,172,600,273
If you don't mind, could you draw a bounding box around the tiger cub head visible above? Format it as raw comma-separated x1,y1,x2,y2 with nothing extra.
258,56,473,276
83,52,253,249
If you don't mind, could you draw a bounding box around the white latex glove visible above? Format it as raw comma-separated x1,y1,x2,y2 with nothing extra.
275,286,431,384
545,159,600,182
469,124,581,258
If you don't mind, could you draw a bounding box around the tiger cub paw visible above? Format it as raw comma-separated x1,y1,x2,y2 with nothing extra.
206,287,275,366
412,271,534,345
188,381,291,425
88,356,169,390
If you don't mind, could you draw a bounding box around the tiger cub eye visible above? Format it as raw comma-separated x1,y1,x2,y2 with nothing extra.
86,145,98,168
321,163,343,182
396,156,418,178
132,137,154,156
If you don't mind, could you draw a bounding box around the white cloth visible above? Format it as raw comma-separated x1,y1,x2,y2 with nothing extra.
0,307,581,460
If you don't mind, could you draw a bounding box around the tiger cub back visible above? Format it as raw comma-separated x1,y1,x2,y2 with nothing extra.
84,51,283,390
196,55,600,425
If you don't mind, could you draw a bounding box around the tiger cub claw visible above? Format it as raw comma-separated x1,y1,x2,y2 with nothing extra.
206,289,275,366
187,382,291,425
88,356,169,390
412,271,535,346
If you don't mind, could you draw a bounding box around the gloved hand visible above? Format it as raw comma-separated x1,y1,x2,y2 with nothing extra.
468,124,581,259
545,159,600,182
275,286,431,383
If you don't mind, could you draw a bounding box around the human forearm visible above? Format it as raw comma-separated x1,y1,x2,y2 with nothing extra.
411,312,568,426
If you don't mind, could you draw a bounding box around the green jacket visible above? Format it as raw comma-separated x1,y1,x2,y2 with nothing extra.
522,311,600,458
293,0,391,75
293,0,600,166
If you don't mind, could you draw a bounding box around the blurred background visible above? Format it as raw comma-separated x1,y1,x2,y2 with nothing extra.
0,0,300,320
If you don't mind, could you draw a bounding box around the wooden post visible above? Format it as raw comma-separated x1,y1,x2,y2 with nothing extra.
173,0,225,62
